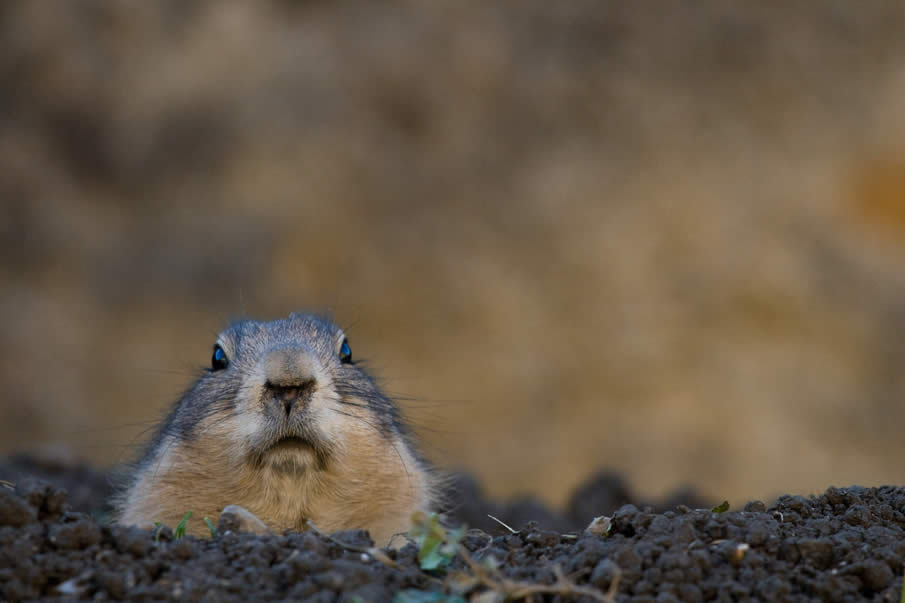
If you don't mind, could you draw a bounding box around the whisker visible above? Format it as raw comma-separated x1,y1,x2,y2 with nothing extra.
324,400,413,485
329,399,371,410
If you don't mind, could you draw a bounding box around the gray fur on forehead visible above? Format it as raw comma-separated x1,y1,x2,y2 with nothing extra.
221,313,343,353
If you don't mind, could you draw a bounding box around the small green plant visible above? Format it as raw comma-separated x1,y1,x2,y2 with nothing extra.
153,521,164,543
393,591,466,603
174,510,193,539
409,512,465,571
403,511,612,603
203,516,217,538
712,500,730,513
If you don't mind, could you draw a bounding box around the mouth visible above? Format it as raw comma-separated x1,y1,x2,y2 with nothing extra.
267,436,314,452
253,431,331,473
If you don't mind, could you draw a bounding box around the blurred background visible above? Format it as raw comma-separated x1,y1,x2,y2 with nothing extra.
1,1,905,511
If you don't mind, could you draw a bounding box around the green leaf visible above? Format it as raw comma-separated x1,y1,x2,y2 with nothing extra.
174,510,193,539
203,516,217,538
416,516,442,555
419,549,454,571
153,521,164,544
445,526,465,547
712,501,730,513
409,512,467,572
393,590,466,603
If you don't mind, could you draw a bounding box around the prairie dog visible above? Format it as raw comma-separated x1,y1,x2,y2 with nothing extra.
116,313,435,545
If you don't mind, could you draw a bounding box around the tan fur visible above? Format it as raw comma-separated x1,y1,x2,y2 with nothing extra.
119,410,433,545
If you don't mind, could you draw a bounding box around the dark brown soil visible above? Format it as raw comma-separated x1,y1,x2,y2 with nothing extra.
1,457,903,602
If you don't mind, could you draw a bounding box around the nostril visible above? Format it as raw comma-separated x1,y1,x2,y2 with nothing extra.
264,379,317,415
277,387,301,401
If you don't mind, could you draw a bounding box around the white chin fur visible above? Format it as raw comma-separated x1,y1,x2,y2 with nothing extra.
263,448,319,475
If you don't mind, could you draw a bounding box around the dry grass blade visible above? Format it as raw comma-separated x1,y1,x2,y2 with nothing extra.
507,565,616,602
486,514,519,535
455,544,617,602
305,519,400,569
456,544,504,591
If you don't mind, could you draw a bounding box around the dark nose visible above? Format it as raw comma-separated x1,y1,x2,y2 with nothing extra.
264,379,317,416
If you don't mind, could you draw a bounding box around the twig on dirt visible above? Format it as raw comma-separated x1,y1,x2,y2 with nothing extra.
457,544,504,589
304,519,401,569
511,565,619,602
468,532,495,561
456,544,617,602
0,480,15,490
486,514,519,534
560,533,579,540
604,566,622,602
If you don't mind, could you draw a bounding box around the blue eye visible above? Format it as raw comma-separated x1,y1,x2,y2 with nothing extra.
339,338,352,364
211,344,229,371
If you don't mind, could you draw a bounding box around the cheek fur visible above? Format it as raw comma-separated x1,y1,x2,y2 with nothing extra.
199,389,266,449
307,391,348,442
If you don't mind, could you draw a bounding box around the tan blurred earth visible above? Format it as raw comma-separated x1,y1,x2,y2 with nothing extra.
2,1,905,510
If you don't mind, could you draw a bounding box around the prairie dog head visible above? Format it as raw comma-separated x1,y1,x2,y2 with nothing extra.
174,313,404,473
118,312,434,543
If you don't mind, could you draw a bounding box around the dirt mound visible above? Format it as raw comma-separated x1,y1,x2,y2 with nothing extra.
0,455,708,534
446,472,710,534
0,453,114,522
1,462,903,602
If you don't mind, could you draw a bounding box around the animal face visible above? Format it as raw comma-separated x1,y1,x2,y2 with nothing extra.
173,314,400,473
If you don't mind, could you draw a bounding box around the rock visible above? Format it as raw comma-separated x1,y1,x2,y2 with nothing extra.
743,500,766,513
860,559,894,592
584,515,612,537
15,478,67,517
795,538,834,569
218,505,272,536
0,488,37,527
112,526,153,557
590,558,620,589
48,518,102,550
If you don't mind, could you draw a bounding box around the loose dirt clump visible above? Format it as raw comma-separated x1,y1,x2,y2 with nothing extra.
1,460,904,602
